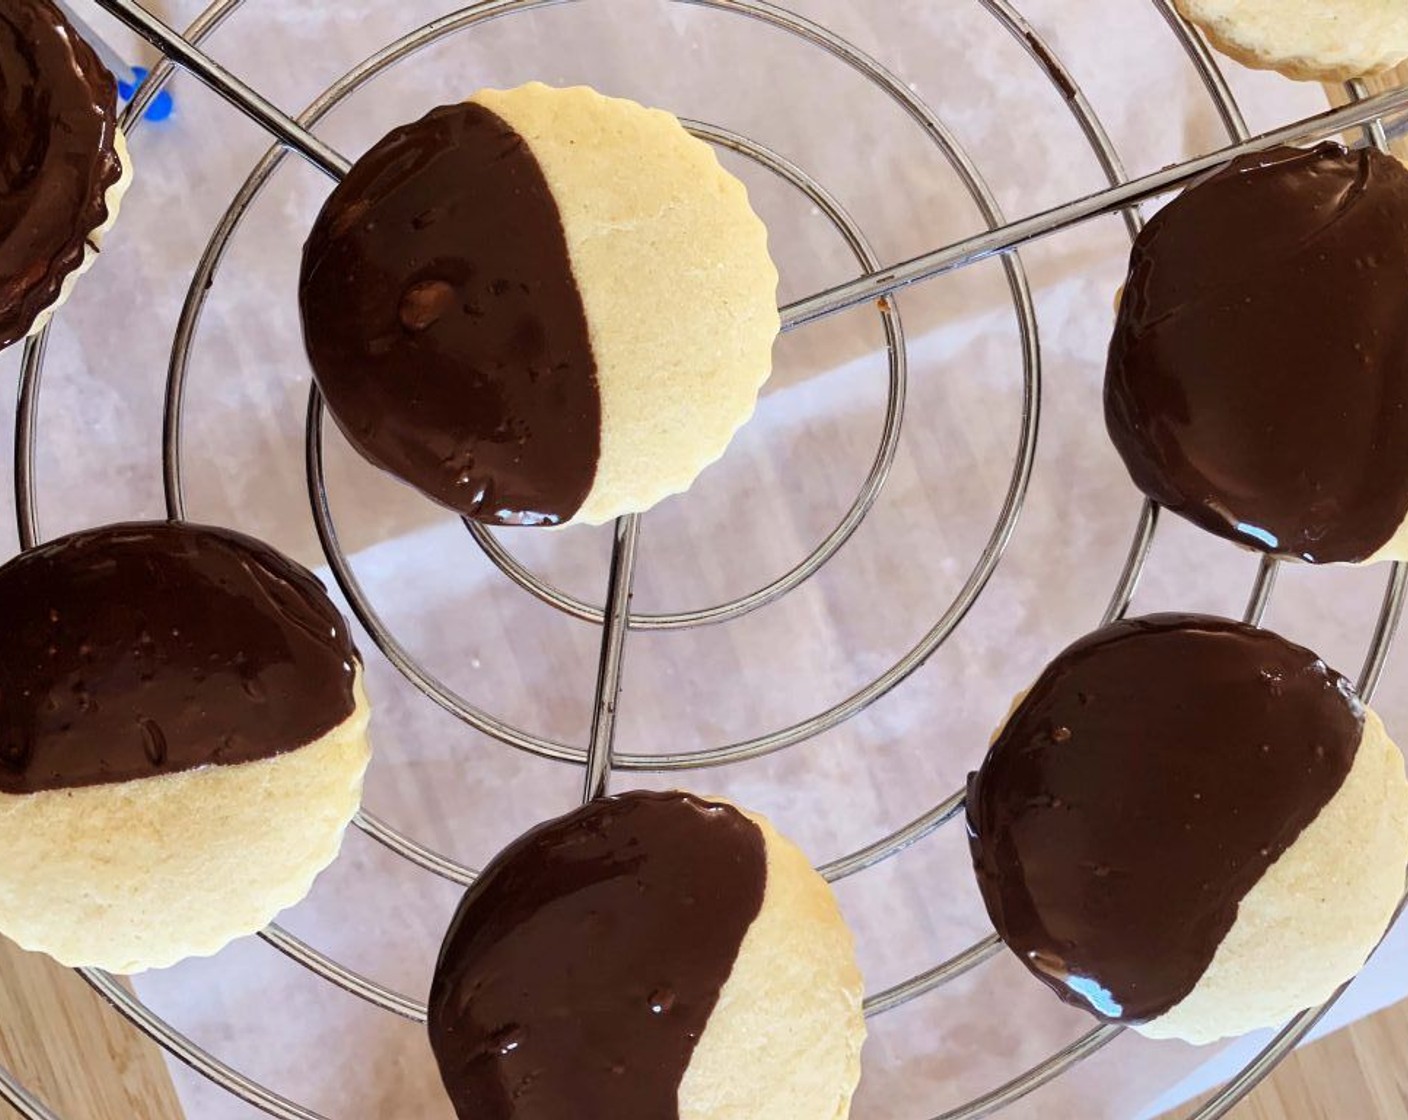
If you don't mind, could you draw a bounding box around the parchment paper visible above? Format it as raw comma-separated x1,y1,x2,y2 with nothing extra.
3,1,1401,1117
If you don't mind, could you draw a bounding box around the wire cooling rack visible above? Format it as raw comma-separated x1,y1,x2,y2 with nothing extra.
3,1,1408,1117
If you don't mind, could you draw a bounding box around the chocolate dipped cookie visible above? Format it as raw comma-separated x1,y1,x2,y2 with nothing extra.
0,522,371,972
1,0,132,349
1106,143,1408,565
967,614,1408,1044
1174,0,1408,81
300,83,779,528
429,791,864,1119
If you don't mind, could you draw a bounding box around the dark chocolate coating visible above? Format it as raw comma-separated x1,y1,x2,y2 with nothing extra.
429,791,767,1120
0,0,123,349
967,614,1362,1024
1106,143,1408,564
299,101,601,527
0,521,359,794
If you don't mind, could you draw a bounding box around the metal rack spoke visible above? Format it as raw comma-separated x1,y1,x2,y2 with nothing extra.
78,970,329,1120
2,0,1402,1117
780,86,1408,331
0,1068,59,1120
97,0,350,177
930,1026,1125,1120
821,789,967,883
351,809,480,886
581,514,639,801
258,927,429,1023
1243,555,1280,626
862,936,1004,1019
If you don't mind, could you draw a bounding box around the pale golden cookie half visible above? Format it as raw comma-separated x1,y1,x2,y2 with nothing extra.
1174,0,1408,81
682,801,866,1120
0,683,370,973
1144,706,1408,1043
482,84,780,526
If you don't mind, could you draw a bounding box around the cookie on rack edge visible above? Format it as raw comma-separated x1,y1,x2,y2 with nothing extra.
1,0,133,350
967,614,1408,1045
1105,142,1408,565
1174,0,1408,81
300,82,779,528
429,790,865,1120
0,522,372,973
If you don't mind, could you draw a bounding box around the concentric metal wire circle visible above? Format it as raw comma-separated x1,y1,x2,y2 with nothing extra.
5,1,1408,1119
159,0,1042,777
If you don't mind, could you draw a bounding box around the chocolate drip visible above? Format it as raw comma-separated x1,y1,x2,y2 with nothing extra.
429,791,767,1119
0,0,122,348
0,522,359,793
299,101,601,527
1106,143,1408,563
967,613,1362,1024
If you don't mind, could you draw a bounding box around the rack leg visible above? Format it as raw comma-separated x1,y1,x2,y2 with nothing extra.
581,515,642,803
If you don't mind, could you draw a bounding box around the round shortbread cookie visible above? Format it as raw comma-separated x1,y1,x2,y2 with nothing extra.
429,790,864,1120
300,83,779,527
1,0,132,349
1106,143,1408,565
968,614,1408,1045
0,522,372,973
1174,0,1408,81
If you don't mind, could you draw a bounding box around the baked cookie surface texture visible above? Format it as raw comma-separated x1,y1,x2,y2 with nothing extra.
1174,0,1408,81
300,83,779,527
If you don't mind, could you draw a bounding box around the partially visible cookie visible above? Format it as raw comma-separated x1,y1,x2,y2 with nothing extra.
0,521,371,973
1105,143,1408,565
1174,0,1408,81
1,0,133,349
429,790,864,1120
300,83,779,527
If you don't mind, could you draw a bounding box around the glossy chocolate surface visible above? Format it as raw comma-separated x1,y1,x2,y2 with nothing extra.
429,791,766,1119
0,521,359,793
967,613,1362,1024
1106,143,1408,563
0,0,122,348
300,101,600,527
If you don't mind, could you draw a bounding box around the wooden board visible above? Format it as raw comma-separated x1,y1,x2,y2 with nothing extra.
0,939,184,1119
1159,999,1408,1120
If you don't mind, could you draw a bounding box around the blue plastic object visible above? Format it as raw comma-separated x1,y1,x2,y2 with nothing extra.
117,66,175,123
